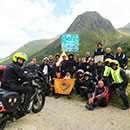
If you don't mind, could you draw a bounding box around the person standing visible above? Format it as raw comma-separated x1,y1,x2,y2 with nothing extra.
114,47,128,69
65,53,77,77
109,60,129,110
104,48,114,60
94,42,105,56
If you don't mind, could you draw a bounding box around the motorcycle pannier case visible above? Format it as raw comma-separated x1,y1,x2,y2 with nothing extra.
0,88,20,113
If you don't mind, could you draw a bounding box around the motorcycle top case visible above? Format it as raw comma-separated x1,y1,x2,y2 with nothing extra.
0,88,20,113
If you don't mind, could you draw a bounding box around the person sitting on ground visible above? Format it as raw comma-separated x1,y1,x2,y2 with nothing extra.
64,71,72,99
85,80,109,111
104,48,114,60
94,42,105,56
80,72,95,100
50,72,61,99
74,69,84,95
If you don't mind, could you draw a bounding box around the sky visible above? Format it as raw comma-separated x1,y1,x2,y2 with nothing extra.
0,0,130,58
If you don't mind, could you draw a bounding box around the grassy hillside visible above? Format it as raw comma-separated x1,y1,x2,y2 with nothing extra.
0,37,58,66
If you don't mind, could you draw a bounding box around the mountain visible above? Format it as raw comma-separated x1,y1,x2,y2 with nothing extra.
1,11,130,66
118,23,130,34
0,36,58,65
28,11,120,64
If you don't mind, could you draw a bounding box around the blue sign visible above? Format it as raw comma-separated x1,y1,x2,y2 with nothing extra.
61,34,79,52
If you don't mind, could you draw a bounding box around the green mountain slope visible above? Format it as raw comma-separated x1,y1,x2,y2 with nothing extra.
29,11,121,64
118,22,130,34
0,37,58,65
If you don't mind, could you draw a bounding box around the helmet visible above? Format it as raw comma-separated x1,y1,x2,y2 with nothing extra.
77,69,84,74
43,57,49,62
110,60,119,68
68,53,74,57
104,58,112,63
55,53,60,57
13,52,28,63
84,71,91,77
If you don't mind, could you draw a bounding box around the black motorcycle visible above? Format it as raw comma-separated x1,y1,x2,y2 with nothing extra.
0,71,46,130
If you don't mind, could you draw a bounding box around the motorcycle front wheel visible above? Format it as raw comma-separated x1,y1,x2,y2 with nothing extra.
0,114,7,130
32,92,45,113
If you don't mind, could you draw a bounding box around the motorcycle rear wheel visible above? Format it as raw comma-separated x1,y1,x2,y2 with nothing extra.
0,114,7,130
32,92,45,113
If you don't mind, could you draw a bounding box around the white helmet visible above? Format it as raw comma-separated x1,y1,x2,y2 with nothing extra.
43,57,49,62
77,69,84,74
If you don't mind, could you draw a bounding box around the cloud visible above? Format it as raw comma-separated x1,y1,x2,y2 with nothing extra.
0,0,130,58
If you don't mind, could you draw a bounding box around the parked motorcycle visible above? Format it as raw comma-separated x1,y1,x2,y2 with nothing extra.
0,71,46,130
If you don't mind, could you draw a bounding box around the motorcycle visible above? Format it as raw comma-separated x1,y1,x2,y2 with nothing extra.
0,71,46,130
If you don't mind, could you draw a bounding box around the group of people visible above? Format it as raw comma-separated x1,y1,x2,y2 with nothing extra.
1,42,129,112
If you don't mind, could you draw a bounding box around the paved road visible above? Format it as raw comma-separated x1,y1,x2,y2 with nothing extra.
5,97,130,130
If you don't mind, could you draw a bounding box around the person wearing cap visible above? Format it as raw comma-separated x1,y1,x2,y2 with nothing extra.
80,72,95,100
94,42,105,56
1,52,34,113
96,60,104,81
65,53,77,77
74,69,84,95
60,55,67,78
109,60,129,110
104,48,114,61
52,53,60,78
103,58,112,87
40,57,51,96
85,81,109,110
114,47,128,69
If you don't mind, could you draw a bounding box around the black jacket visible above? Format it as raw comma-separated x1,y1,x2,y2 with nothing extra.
2,62,32,85
94,48,105,56
65,58,77,72
76,62,84,71
39,63,51,75
82,79,95,92
104,53,114,60
114,53,128,69
60,60,67,72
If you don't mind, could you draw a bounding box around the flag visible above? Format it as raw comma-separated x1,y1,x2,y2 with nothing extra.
56,52,68,67
54,79,75,95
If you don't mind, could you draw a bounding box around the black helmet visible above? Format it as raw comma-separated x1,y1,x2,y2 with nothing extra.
68,53,74,57
55,53,60,58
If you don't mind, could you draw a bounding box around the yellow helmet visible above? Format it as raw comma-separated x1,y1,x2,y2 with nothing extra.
13,52,28,63
104,58,112,63
110,60,120,68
